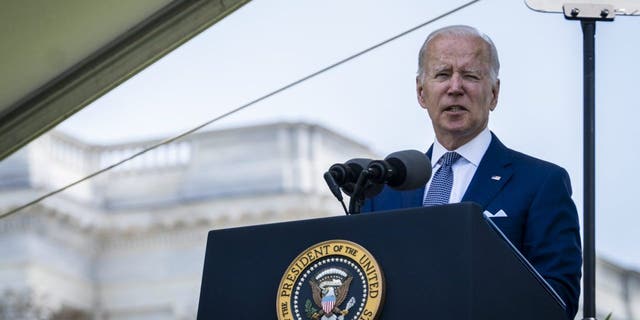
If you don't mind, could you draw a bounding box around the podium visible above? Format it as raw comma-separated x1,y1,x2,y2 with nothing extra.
197,202,567,319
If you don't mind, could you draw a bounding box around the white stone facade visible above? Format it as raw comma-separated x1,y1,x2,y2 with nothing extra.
0,123,375,319
0,122,637,320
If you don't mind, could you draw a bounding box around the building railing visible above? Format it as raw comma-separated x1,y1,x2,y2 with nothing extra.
97,142,192,173
1,123,376,208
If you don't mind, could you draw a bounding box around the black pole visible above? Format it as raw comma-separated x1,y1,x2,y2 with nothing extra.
581,19,597,320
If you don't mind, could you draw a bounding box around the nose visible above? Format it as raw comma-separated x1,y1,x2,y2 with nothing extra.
447,73,463,96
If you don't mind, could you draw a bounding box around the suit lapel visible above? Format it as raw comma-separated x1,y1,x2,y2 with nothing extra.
461,133,513,209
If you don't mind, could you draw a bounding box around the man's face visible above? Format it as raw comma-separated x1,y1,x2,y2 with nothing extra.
416,34,500,149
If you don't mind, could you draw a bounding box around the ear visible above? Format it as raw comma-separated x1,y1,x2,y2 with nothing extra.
416,76,428,109
489,78,500,111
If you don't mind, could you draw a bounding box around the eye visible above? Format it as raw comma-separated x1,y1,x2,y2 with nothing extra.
434,72,449,79
464,74,480,80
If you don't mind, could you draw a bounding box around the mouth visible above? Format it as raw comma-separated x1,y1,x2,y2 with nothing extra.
443,105,468,113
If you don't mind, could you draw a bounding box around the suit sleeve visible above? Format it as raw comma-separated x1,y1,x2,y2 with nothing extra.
523,167,582,319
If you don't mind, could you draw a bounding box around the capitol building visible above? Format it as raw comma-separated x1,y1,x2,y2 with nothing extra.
0,122,638,320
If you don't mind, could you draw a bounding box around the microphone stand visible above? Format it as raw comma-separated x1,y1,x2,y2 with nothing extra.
348,170,371,215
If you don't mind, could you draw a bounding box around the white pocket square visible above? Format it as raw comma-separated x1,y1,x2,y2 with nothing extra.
483,209,508,218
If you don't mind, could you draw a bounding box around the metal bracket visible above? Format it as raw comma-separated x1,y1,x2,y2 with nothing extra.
563,3,616,20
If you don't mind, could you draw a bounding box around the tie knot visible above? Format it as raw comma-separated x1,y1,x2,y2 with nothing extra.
440,152,461,166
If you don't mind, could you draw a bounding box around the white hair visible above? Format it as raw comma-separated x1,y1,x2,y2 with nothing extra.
417,25,500,82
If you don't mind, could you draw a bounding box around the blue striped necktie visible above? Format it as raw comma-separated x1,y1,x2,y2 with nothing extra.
423,151,461,206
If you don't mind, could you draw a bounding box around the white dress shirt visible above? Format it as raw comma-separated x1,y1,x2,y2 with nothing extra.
423,127,492,204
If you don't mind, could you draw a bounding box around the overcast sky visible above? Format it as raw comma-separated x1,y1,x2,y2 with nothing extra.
49,1,640,269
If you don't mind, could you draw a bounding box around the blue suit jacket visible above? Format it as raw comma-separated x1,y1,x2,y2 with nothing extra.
362,133,582,319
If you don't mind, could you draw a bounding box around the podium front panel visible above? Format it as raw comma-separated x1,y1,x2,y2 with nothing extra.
197,202,566,319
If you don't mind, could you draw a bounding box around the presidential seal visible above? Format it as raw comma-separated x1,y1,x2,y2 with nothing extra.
276,240,384,320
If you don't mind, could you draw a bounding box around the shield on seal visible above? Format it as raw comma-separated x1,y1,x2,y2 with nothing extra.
321,293,336,314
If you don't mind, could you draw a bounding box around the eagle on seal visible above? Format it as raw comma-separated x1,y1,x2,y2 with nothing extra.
309,275,353,318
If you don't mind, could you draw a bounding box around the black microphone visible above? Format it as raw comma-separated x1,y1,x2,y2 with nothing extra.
366,150,432,190
327,158,384,198
328,158,371,186
325,158,374,214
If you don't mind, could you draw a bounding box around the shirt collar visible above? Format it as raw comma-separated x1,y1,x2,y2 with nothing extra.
431,127,492,167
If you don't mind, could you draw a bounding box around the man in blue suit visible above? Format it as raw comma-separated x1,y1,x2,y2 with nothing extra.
362,25,582,319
